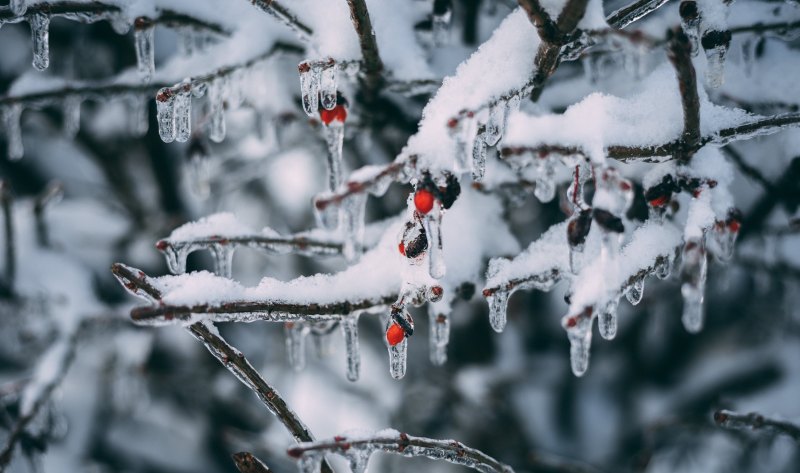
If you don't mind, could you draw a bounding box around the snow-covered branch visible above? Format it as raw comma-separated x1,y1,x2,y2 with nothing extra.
286,430,515,473
246,0,312,40
714,410,800,442
344,0,384,98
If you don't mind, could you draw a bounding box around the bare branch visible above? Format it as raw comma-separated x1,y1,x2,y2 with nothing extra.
313,156,416,213
186,322,334,473
247,0,313,40
287,431,515,473
33,182,63,248
345,0,385,98
232,452,272,473
0,82,164,109
666,27,700,162
0,181,15,298
517,0,559,43
714,410,800,442
156,233,345,260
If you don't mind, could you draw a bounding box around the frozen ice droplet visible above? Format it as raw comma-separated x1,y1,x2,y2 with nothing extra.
30,12,50,71
299,61,321,117
174,88,192,143
10,0,27,16
319,62,337,110
471,134,487,182
341,313,361,382
483,101,505,146
156,88,177,143
428,308,449,366
488,289,510,333
423,205,446,279
680,240,707,333
208,78,227,143
297,452,322,473
564,314,593,377
61,96,81,138
339,194,367,262
533,156,556,203
285,322,309,371
625,276,645,306
134,22,155,83
388,328,408,380
323,123,344,191
432,9,451,46
129,95,149,136
3,104,24,160
704,45,727,88
598,297,619,340
209,243,234,278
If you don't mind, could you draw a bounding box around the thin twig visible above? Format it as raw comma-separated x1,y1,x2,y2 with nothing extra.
33,182,63,248
287,432,514,473
156,233,345,260
0,82,165,108
0,181,14,298
345,0,384,99
247,0,313,40
714,410,800,442
313,156,416,213
232,452,272,473
666,27,700,162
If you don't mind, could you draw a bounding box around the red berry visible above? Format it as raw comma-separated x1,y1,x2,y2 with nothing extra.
386,323,405,346
648,195,670,207
565,316,577,328
320,104,347,125
414,189,435,214
398,242,405,255
727,219,741,233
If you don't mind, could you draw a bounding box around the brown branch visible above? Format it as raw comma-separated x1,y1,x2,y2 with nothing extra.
666,27,700,162
232,452,272,473
482,268,560,297
0,181,14,298
0,82,165,108
345,0,385,99
247,0,313,39
287,432,515,473
517,0,559,43
714,410,800,442
313,156,416,213
156,233,345,259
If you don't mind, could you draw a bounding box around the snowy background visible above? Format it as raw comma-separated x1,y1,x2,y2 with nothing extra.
1,0,800,472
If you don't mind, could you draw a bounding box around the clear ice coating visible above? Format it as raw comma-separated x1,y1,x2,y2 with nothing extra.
62,97,81,138
161,243,191,274
319,63,337,110
387,314,408,379
625,276,645,305
471,134,487,182
3,104,24,161
681,240,708,333
30,12,50,71
209,244,234,278
488,289,510,333
705,44,728,88
323,123,345,191
341,313,361,382
680,14,700,56
340,193,367,262
655,256,671,279
285,322,309,371
483,101,505,146
299,62,321,116
134,24,155,83
174,89,192,143
187,152,211,199
297,452,323,473
10,0,27,16
428,307,449,366
533,155,556,203
130,96,149,137
710,221,739,261
156,89,176,143
208,78,227,143
565,314,592,377
598,297,619,340
423,206,446,279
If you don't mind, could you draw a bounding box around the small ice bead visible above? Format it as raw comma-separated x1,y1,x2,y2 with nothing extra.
156,89,177,143
598,298,619,340
319,63,337,110
341,314,361,382
30,12,50,71
625,276,645,306
388,337,408,379
174,90,192,143
10,0,27,15
3,104,24,160
487,290,510,333
208,79,226,143
134,22,155,83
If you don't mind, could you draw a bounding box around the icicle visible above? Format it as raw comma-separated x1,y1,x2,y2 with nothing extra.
564,313,592,377
423,205,445,279
323,123,344,191
134,22,155,83
471,134,487,182
598,297,619,340
299,62,321,117
285,322,309,371
428,308,449,366
30,12,50,71
680,240,707,333
156,88,177,143
387,315,408,379
162,243,189,274
130,95,149,137
625,275,645,305
655,257,671,279
187,152,211,200
710,215,740,261
533,154,556,203
10,0,27,16
3,104,24,161
702,30,731,89
448,117,472,173
487,289,510,333
227,69,245,109
432,10,451,45
174,88,192,143
61,97,81,138
740,36,758,77
297,452,322,473
346,447,373,473
319,62,337,110
341,313,360,382
208,78,227,143
209,244,234,278
312,323,335,358
484,101,505,146
340,193,367,261
582,54,603,84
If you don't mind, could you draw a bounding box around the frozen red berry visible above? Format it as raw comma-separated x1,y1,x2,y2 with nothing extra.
648,195,670,207
386,323,405,346
320,104,347,125
398,242,405,256
414,189,435,214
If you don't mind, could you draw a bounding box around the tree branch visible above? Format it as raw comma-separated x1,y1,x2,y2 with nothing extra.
232,452,272,473
287,431,515,473
247,0,312,40
667,27,700,162
345,0,384,99
313,156,416,213
714,410,800,442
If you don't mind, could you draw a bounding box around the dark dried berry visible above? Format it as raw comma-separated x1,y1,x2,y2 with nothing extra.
679,1,698,20
567,210,593,247
701,30,732,50
404,227,428,258
644,174,676,205
593,209,625,233
438,173,461,209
